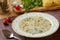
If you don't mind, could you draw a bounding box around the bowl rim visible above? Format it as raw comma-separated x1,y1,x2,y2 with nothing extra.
12,12,59,38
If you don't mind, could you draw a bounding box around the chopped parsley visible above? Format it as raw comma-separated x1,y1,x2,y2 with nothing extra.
22,0,43,11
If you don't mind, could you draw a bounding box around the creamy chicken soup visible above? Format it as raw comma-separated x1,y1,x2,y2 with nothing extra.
19,17,51,34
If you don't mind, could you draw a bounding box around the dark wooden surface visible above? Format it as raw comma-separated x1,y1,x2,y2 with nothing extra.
0,10,60,40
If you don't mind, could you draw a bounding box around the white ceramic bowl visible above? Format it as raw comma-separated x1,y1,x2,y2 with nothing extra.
12,12,59,38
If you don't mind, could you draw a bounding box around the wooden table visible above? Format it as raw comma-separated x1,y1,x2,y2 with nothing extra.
0,10,60,40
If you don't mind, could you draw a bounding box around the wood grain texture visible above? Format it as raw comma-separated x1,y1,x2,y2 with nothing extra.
1,0,60,19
